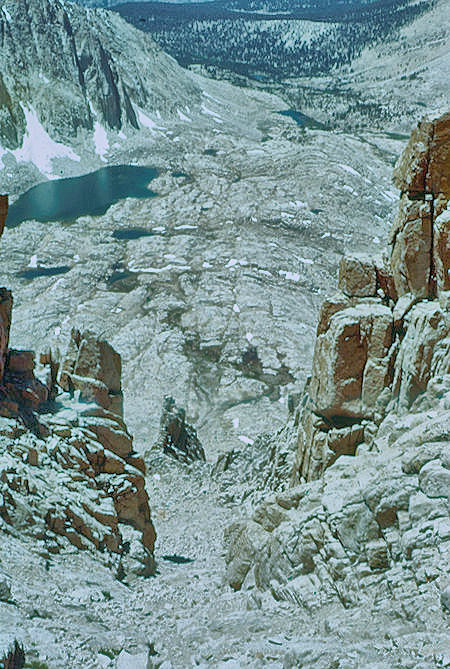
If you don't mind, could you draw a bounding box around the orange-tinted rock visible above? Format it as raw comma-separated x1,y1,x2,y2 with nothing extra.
310,303,393,419
390,197,432,298
6,350,35,373
393,119,433,194
58,329,123,415
426,111,450,198
338,253,377,298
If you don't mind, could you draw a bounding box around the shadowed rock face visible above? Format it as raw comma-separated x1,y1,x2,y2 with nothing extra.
0,195,7,236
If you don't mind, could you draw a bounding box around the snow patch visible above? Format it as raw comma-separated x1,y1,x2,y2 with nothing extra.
2,5,11,21
232,418,240,429
136,108,163,134
238,435,254,446
38,72,49,84
245,332,253,342
340,164,360,177
174,224,197,230
202,261,213,269
93,122,108,161
201,104,222,120
28,255,38,268
128,263,191,274
12,105,81,177
0,144,7,168
177,110,192,122
279,270,300,282
233,304,240,313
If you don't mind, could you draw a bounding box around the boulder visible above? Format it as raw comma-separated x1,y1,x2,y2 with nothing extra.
116,649,152,669
310,303,393,419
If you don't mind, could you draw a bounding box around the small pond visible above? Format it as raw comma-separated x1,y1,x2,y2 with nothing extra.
6,165,159,227
277,110,326,130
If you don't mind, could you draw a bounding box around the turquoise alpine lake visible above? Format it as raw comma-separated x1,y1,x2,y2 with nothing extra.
6,165,159,227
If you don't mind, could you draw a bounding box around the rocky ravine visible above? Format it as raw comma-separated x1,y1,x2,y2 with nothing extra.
0,114,448,669
224,112,450,666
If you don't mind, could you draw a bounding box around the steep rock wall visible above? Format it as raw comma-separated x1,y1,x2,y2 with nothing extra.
293,112,450,483
224,114,450,626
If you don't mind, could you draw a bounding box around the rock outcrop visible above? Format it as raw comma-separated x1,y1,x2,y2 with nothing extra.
155,396,206,464
57,328,123,416
0,197,156,573
0,640,25,669
224,112,450,628
293,111,450,483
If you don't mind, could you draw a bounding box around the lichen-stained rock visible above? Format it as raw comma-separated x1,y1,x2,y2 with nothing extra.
390,196,432,298
0,639,25,669
392,302,449,411
310,303,393,419
58,328,123,416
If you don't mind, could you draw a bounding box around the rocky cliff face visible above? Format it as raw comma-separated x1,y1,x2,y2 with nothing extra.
294,111,450,483
224,113,450,650
0,196,156,575
0,0,202,182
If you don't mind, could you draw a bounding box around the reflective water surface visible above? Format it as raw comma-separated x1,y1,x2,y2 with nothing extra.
6,165,159,227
